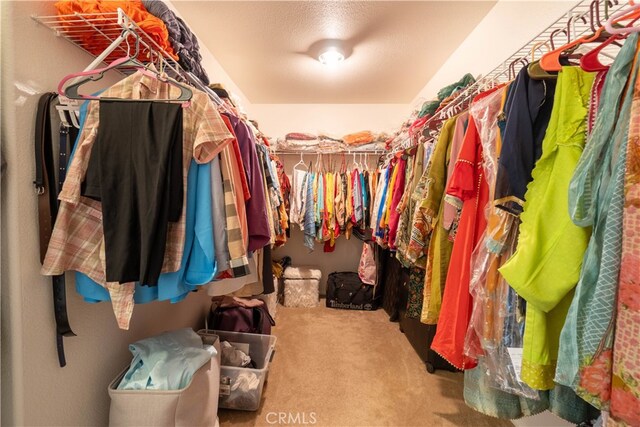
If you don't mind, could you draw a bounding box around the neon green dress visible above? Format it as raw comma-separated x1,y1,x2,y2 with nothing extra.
499,66,595,390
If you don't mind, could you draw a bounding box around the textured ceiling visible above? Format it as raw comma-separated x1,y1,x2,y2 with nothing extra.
174,1,497,104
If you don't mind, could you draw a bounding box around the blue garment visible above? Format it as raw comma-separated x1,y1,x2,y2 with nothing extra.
375,168,390,238
303,172,315,250
360,172,368,220
72,100,216,304
316,173,324,241
118,328,214,390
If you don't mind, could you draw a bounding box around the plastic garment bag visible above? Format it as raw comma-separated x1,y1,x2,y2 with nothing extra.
462,86,540,399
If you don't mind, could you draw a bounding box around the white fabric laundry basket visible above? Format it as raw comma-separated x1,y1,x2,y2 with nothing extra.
283,267,321,308
108,334,221,427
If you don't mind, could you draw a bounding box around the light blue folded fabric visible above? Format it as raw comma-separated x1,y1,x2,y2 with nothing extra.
117,328,213,390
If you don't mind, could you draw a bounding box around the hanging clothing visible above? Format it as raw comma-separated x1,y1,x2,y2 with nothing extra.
442,111,469,231
41,72,233,328
394,142,424,267
210,156,230,274
494,70,557,215
420,114,467,325
499,66,596,390
464,360,599,423
407,119,455,318
75,153,216,307
404,165,432,268
431,84,506,370
84,101,184,285
225,114,271,252
387,158,407,250
465,66,557,397
555,34,639,409
610,52,640,426
303,171,316,250
290,168,307,227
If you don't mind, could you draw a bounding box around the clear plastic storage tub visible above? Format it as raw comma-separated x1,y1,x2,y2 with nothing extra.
214,330,277,411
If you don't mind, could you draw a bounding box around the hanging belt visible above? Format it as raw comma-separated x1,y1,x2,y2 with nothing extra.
34,92,76,368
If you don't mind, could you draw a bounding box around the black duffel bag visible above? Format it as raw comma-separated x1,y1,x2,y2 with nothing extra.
326,272,381,311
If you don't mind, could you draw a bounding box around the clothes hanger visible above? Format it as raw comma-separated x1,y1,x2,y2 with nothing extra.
579,1,622,71
580,32,626,70
541,3,640,71
293,152,308,171
605,1,640,34
539,15,589,72
58,30,193,103
527,39,558,80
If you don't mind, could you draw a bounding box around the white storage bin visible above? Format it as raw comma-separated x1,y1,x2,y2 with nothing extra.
283,267,321,308
108,334,221,427
215,330,277,411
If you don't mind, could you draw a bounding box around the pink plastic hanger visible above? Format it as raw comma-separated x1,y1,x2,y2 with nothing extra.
58,31,192,103
605,2,640,34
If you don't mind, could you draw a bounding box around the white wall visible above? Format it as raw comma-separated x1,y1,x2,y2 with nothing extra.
272,153,380,294
249,103,411,138
412,0,576,105
0,3,216,425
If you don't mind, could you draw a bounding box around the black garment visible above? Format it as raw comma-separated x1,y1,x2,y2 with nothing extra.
86,101,183,285
494,67,557,214
261,244,275,294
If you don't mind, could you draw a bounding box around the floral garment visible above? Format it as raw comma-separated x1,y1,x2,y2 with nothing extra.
555,33,639,408
609,55,640,426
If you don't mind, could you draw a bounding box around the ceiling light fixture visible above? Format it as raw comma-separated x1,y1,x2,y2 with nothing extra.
318,46,345,66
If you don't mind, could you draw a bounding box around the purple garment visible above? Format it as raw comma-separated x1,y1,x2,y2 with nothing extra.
224,114,271,252
142,0,210,84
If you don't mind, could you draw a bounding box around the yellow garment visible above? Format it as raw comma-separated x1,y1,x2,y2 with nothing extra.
325,172,336,244
499,67,595,390
420,116,459,324
345,170,353,239
381,162,399,229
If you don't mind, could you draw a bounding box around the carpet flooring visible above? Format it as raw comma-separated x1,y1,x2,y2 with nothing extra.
218,303,513,427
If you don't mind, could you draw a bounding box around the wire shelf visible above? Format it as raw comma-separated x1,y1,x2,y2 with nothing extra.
32,8,184,80
484,0,627,82
398,0,630,142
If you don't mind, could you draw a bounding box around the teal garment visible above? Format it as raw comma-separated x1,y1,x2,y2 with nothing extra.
465,359,599,423
555,32,639,403
464,359,547,420
75,160,216,304
418,73,476,117
118,328,213,390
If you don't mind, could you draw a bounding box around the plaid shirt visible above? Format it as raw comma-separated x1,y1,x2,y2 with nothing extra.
41,72,233,328
220,146,250,277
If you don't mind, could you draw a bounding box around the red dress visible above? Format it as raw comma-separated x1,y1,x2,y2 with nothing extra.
430,87,503,370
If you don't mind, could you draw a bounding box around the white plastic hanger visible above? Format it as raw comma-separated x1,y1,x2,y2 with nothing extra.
293,152,307,170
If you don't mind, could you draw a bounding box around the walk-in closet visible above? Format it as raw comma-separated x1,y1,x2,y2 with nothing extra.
2,1,639,426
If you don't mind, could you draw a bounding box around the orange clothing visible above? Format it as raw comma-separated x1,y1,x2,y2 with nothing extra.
55,0,178,61
343,131,374,146
430,86,505,370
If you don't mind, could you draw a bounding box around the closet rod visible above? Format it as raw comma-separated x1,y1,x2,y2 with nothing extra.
275,150,385,155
